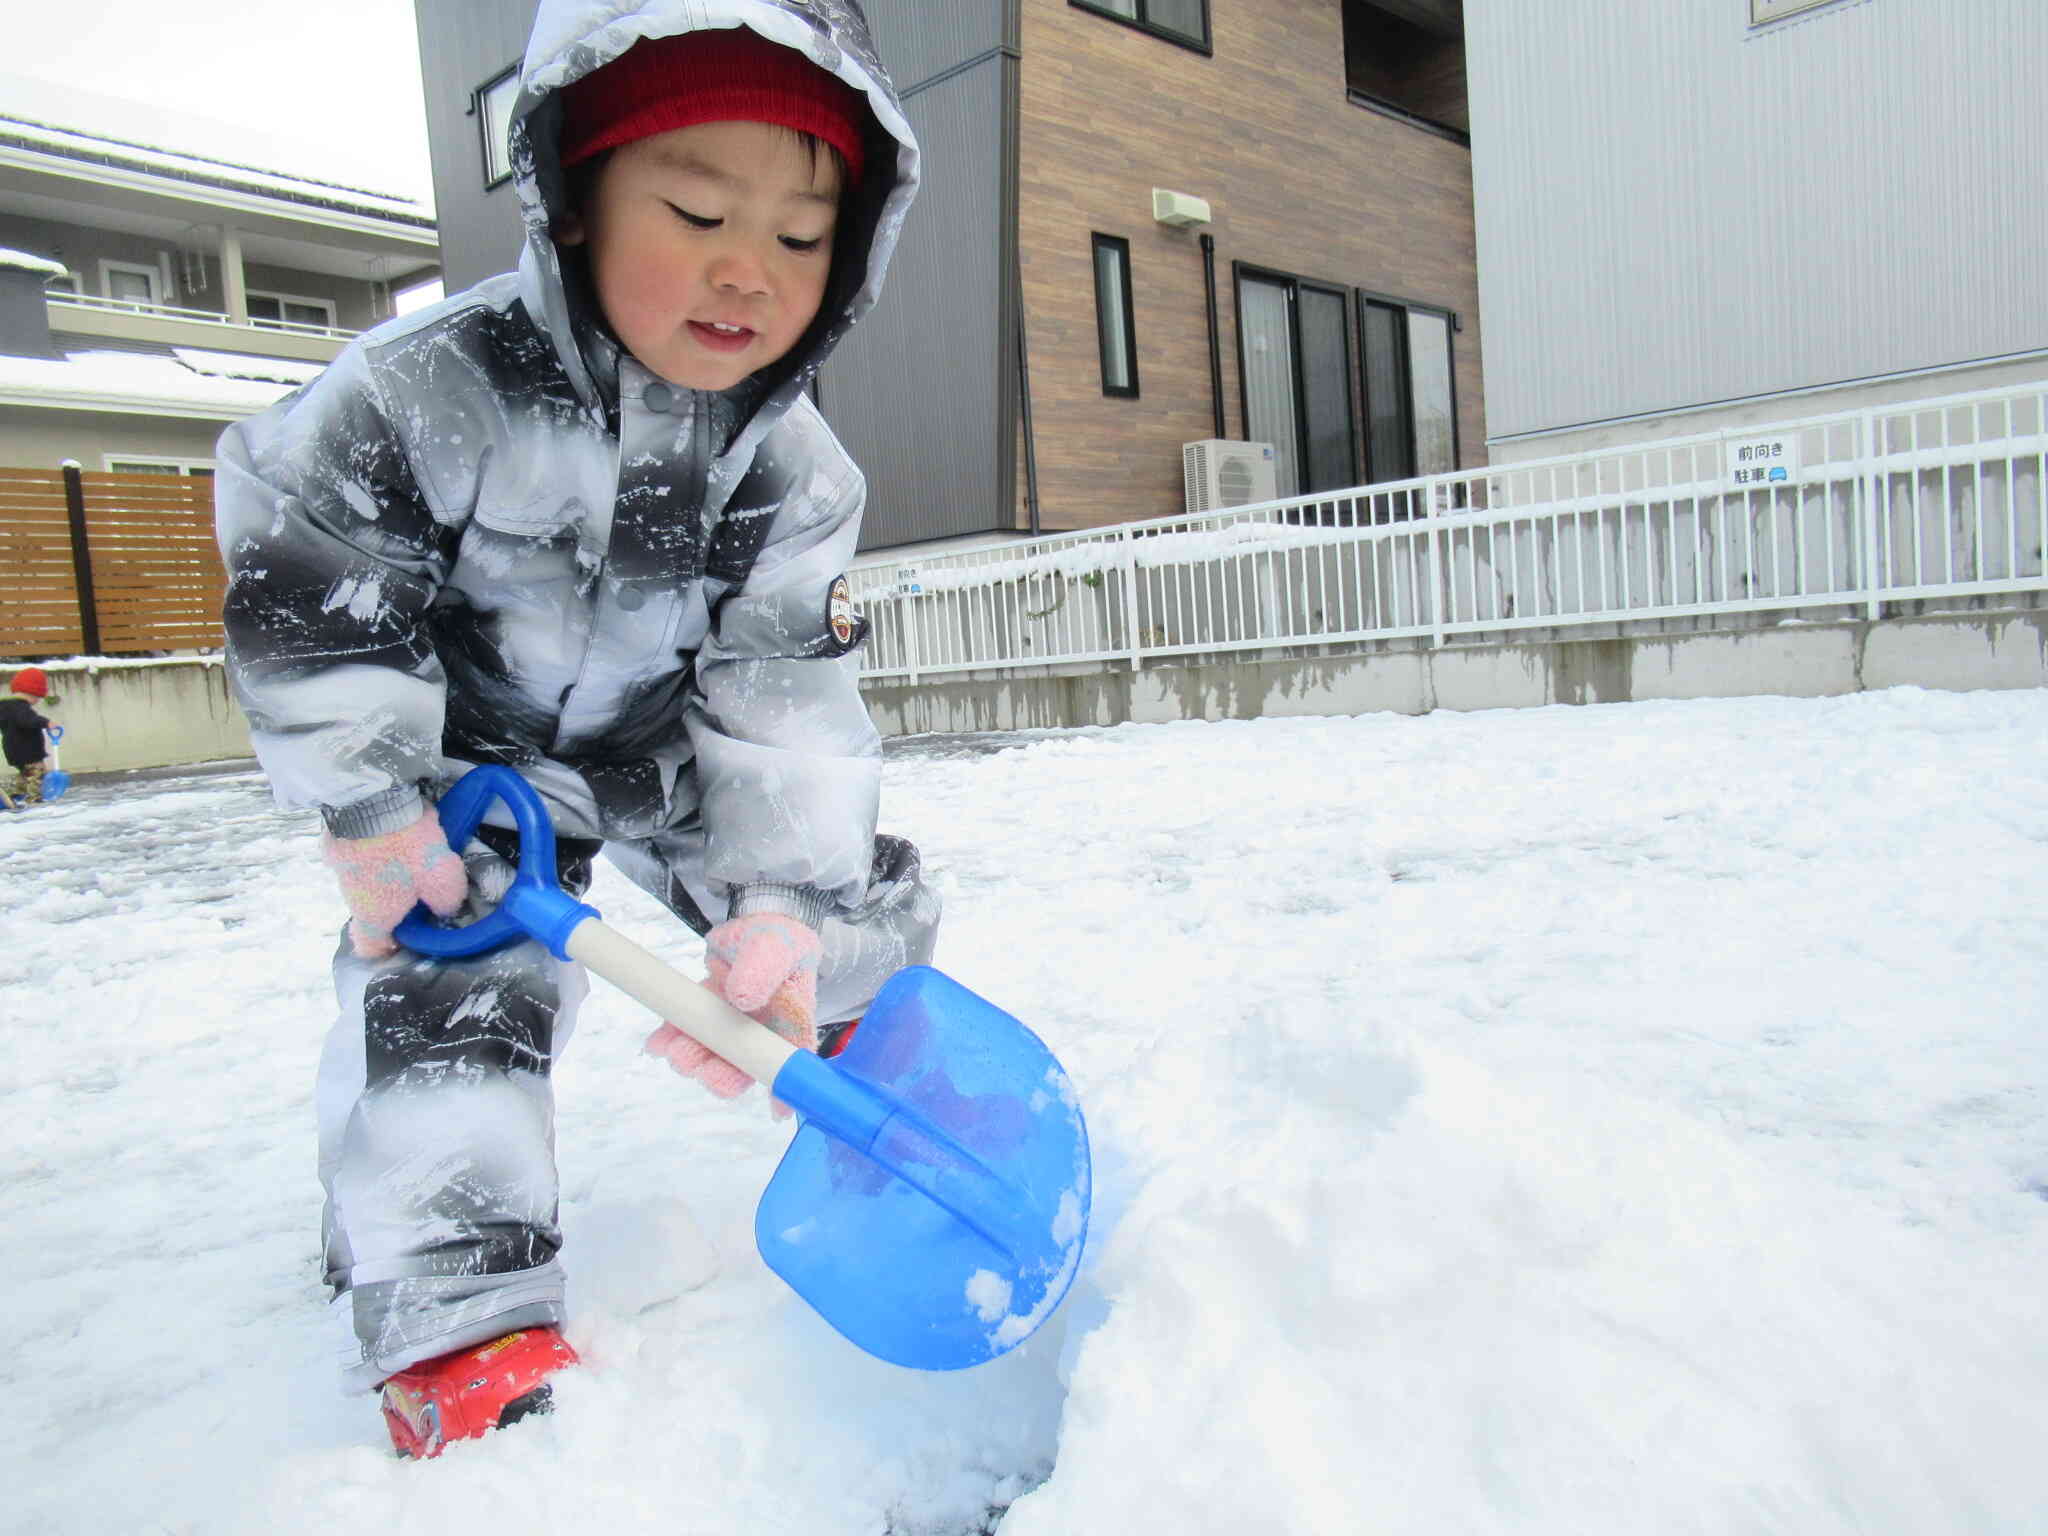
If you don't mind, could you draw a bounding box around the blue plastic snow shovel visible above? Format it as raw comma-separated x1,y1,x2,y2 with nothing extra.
41,725,70,801
392,765,1089,1371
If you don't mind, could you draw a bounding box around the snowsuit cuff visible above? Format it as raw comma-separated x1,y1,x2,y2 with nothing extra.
727,881,832,930
321,785,427,839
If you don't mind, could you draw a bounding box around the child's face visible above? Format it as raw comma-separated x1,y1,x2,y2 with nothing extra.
556,120,842,392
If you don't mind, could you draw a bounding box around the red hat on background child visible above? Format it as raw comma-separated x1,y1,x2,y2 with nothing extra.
556,25,868,184
9,667,47,698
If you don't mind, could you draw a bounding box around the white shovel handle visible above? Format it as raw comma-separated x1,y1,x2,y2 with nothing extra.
565,917,799,1088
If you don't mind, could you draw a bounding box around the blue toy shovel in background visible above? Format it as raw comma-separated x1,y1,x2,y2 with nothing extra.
41,725,70,801
394,765,1090,1371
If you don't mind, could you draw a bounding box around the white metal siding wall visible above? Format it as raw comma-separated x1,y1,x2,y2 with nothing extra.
415,0,538,294
1466,0,2048,441
821,57,1011,549
820,0,1013,550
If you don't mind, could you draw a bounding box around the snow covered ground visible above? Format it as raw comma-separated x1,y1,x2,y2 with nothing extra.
6,687,2047,1534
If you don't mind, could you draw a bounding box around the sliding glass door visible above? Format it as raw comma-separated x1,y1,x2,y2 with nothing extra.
1236,265,1461,505
1359,295,1457,483
1237,270,1358,498
1239,276,1300,495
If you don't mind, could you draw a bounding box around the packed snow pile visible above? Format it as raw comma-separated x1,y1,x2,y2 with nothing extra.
4,687,2046,1533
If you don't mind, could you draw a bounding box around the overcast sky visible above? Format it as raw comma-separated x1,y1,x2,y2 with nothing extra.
4,0,438,206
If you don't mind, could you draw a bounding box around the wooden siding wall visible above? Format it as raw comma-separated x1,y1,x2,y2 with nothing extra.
1016,0,1484,533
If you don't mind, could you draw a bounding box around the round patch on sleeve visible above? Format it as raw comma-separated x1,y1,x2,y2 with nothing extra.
828,575,857,647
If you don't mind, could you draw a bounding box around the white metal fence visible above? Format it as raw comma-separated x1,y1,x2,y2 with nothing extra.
850,380,2048,684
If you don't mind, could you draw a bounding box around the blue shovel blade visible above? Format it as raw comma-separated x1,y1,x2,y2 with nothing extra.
41,770,70,801
756,966,1091,1371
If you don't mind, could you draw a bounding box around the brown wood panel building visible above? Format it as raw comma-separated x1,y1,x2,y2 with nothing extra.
1012,0,1484,535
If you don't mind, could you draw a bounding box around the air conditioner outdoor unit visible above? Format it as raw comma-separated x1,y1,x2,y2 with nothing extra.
1182,439,1278,514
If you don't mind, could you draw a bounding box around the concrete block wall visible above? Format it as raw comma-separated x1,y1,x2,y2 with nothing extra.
18,612,2046,777
22,658,250,773
857,613,2048,736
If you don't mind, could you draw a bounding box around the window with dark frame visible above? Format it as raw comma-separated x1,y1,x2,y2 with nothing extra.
1341,0,1469,145
100,260,159,309
107,458,215,478
1235,267,1358,501
1358,292,1458,488
1235,265,1460,512
246,290,338,332
1092,234,1139,399
1069,0,1210,54
478,65,521,188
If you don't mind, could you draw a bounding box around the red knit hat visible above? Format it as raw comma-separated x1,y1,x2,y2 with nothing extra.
557,27,868,185
9,667,47,698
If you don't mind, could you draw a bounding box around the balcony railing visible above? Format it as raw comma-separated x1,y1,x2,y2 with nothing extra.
47,292,358,342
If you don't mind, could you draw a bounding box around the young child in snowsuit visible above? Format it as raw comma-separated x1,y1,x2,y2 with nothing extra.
1,667,56,805
213,0,934,1457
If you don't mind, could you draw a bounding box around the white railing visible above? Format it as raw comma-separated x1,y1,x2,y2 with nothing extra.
850,379,2048,683
48,293,357,341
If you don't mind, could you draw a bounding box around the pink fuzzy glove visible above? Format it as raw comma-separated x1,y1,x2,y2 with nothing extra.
645,913,821,1106
320,807,469,959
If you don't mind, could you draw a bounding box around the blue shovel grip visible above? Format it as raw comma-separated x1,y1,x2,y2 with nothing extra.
391,765,600,961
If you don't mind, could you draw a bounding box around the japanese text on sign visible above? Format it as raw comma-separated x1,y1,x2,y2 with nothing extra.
1725,434,1800,490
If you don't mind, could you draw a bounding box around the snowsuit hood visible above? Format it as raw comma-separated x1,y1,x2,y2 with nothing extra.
215,0,926,913
506,0,919,457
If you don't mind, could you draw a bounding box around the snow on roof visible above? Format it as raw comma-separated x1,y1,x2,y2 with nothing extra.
0,348,300,418
171,348,326,387
0,246,68,279
0,110,433,229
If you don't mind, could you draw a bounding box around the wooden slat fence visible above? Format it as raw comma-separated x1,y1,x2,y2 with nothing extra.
0,469,85,655
80,471,225,652
0,468,224,657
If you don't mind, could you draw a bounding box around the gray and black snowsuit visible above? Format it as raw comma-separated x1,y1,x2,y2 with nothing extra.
214,0,933,1388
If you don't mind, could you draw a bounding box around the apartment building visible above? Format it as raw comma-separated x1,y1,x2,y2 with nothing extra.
0,90,440,476
412,0,1484,550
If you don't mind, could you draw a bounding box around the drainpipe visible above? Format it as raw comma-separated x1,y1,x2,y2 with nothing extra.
1200,233,1224,439
1017,270,1041,535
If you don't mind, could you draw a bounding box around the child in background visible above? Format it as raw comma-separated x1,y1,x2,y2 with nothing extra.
213,0,935,1458
1,667,56,806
